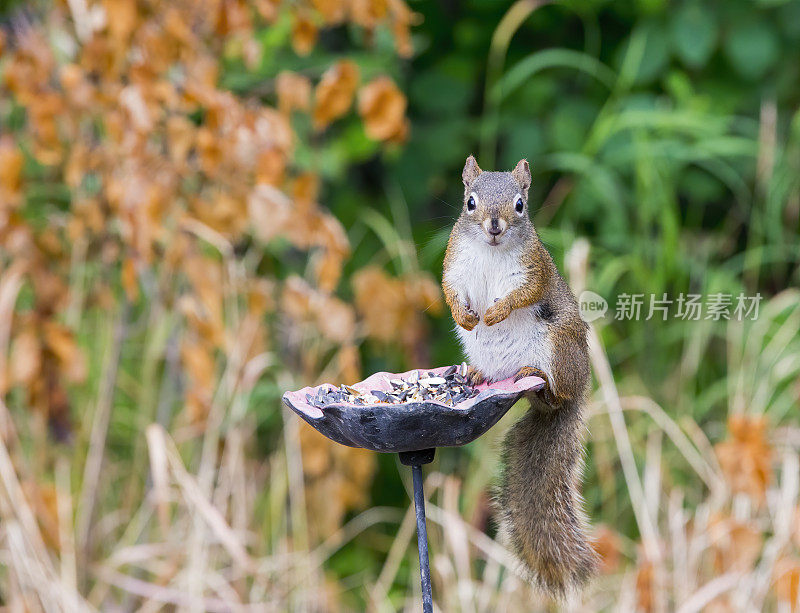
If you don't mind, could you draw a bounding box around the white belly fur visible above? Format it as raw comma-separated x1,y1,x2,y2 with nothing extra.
444,239,554,385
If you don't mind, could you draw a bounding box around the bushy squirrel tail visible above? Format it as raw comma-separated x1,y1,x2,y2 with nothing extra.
497,396,598,596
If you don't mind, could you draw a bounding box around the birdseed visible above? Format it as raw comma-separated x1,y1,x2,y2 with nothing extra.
306,363,479,408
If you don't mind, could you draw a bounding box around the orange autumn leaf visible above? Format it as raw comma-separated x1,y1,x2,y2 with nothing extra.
254,147,287,186
0,137,23,187
195,127,223,176
181,339,216,386
281,276,356,344
64,142,89,189
313,247,346,292
60,63,94,109
314,213,350,254
185,388,211,424
708,513,763,573
36,228,63,259
340,445,375,506
351,267,402,343
102,0,139,58
407,272,443,315
793,506,800,551
299,422,332,477
311,215,349,291
316,295,356,343
774,557,800,612
276,71,312,115
336,343,361,385
388,0,418,57
183,254,225,346
214,0,253,37
313,60,359,129
27,92,65,165
391,18,414,58
121,257,140,302
292,172,320,206
10,325,41,387
163,7,194,46
165,115,195,166
253,0,280,20
0,137,24,207
715,414,773,502
248,184,293,243
592,525,623,575
4,29,55,103
21,480,60,550
281,276,315,321
312,0,347,24
358,76,408,142
350,0,389,30
634,556,655,613
291,13,318,57
246,278,275,319
43,321,87,384
352,266,440,363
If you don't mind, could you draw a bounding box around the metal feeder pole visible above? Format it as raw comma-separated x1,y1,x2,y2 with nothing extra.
399,448,436,613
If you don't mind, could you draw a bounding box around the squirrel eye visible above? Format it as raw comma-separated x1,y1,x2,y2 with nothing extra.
515,197,524,215
466,196,476,212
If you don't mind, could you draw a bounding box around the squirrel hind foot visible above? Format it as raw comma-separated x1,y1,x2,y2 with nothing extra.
513,366,547,383
465,366,485,386
514,366,558,406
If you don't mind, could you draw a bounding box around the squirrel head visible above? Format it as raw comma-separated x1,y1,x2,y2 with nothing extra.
460,155,532,247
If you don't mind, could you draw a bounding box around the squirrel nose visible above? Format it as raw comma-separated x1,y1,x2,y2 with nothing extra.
483,217,507,238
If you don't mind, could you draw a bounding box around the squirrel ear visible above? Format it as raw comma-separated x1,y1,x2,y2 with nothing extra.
462,155,482,186
512,159,531,192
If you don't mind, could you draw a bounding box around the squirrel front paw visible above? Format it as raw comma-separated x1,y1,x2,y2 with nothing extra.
514,366,557,405
483,299,512,326
454,304,480,331
466,365,485,386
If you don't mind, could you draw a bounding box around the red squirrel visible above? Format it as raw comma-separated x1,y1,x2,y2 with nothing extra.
442,155,597,595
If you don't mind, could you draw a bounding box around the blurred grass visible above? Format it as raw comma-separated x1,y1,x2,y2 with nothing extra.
1,0,800,611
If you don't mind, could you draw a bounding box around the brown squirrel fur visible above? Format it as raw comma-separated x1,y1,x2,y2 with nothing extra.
442,155,597,596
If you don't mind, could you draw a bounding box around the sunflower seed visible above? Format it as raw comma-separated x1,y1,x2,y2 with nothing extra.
304,366,481,409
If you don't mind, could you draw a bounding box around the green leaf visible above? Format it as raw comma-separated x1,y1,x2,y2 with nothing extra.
615,21,670,86
491,48,617,103
670,3,717,69
723,18,780,80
